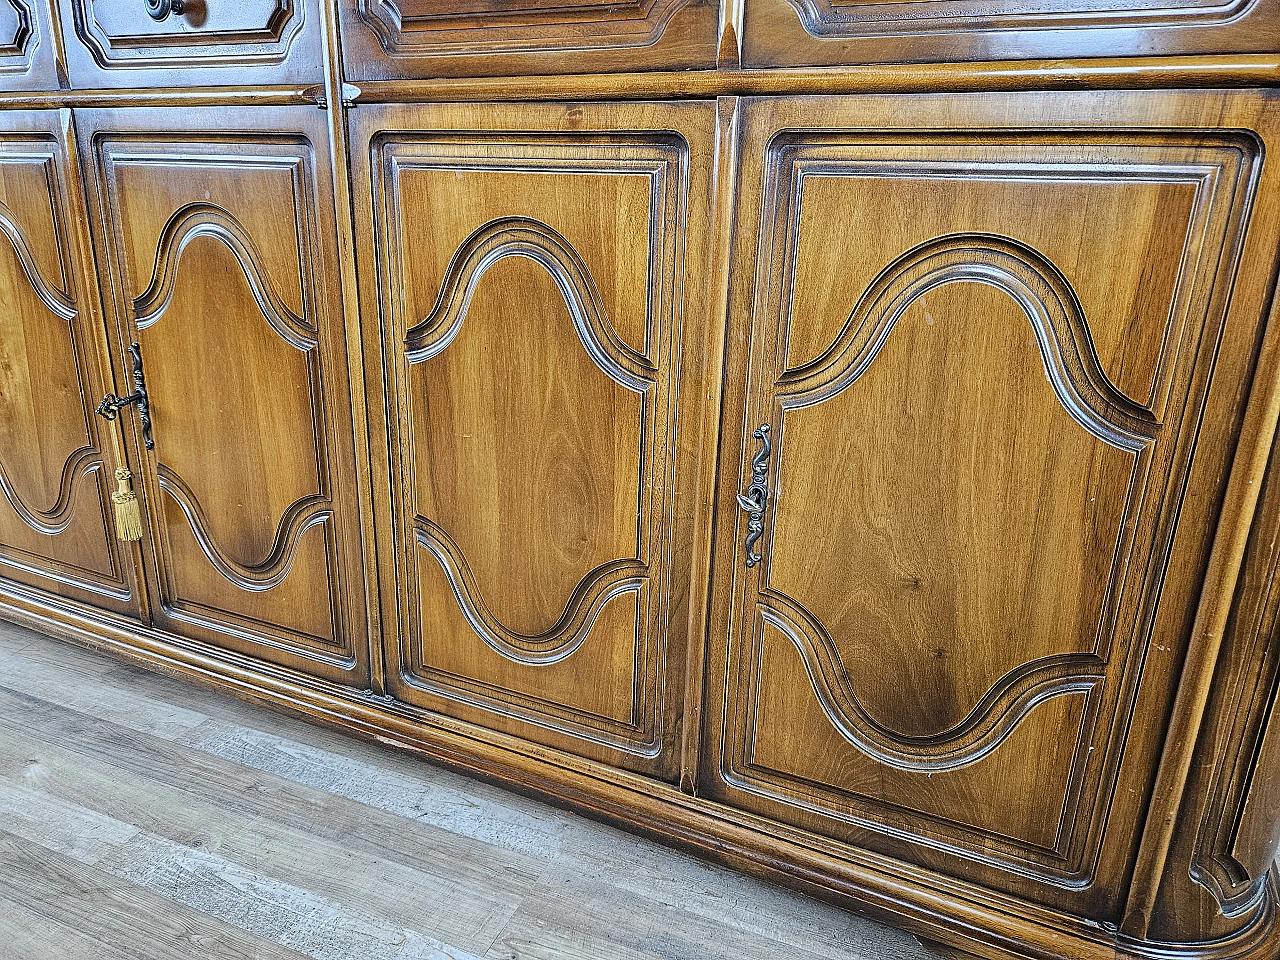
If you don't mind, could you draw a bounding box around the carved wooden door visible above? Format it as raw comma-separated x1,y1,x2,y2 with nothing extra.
702,92,1280,916
0,108,138,616
350,102,720,779
76,106,370,686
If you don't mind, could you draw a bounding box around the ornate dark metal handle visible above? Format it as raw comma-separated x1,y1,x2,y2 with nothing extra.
97,343,153,450
145,0,186,21
735,423,771,568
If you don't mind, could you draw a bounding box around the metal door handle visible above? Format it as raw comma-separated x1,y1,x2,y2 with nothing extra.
97,343,154,450
735,424,771,567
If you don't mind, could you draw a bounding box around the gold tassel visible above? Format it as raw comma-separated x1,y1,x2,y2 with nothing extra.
111,466,143,542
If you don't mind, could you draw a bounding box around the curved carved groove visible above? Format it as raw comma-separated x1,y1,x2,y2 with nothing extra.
0,200,76,322
135,202,317,350
0,446,101,535
760,590,1104,772
404,216,654,392
157,465,330,592
778,233,1158,452
414,517,645,665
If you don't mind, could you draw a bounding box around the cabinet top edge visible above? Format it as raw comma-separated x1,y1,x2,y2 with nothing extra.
0,55,1276,109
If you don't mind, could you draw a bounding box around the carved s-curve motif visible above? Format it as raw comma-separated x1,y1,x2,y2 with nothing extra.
778,233,1159,452
759,591,1103,771
157,466,331,593
0,447,100,535
0,199,76,322
415,519,645,665
135,202,317,350
0,199,104,538
404,216,654,392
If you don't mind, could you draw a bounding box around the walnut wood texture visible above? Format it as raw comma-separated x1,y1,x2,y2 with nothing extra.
0,9,1276,960
336,0,719,80
349,100,721,781
54,0,324,90
0,107,136,617
740,0,1280,68
701,89,1280,934
74,104,369,687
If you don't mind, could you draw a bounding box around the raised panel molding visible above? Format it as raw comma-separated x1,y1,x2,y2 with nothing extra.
369,126,689,765
782,0,1258,39
777,232,1160,451
69,0,305,68
357,0,693,57
139,198,340,651
718,128,1261,891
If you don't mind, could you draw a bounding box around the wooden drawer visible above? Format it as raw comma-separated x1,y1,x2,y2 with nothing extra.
349,101,722,779
337,0,719,81
56,0,324,89
742,0,1280,67
0,1,61,91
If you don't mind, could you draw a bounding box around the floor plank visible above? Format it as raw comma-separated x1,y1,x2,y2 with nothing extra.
0,618,956,960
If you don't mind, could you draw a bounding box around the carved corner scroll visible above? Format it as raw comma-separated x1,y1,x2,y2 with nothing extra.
158,466,331,594
0,0,34,73
414,519,645,665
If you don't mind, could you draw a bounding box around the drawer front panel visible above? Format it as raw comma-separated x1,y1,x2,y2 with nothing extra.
58,0,323,89
352,102,719,779
742,0,1280,67
338,0,718,80
0,0,59,91
703,91,1280,916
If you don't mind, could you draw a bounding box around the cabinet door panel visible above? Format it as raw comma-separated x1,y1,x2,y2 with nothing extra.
337,0,717,80
0,109,137,615
351,102,718,778
742,0,1280,66
78,107,368,686
703,92,1280,915
57,0,323,89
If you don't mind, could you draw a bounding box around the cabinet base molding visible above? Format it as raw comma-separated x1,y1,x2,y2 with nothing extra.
1,583,1274,960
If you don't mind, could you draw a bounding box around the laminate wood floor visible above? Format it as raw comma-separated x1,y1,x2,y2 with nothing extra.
0,618,959,960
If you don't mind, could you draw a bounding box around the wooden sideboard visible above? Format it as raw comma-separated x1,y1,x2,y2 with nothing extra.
1,3,1280,958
